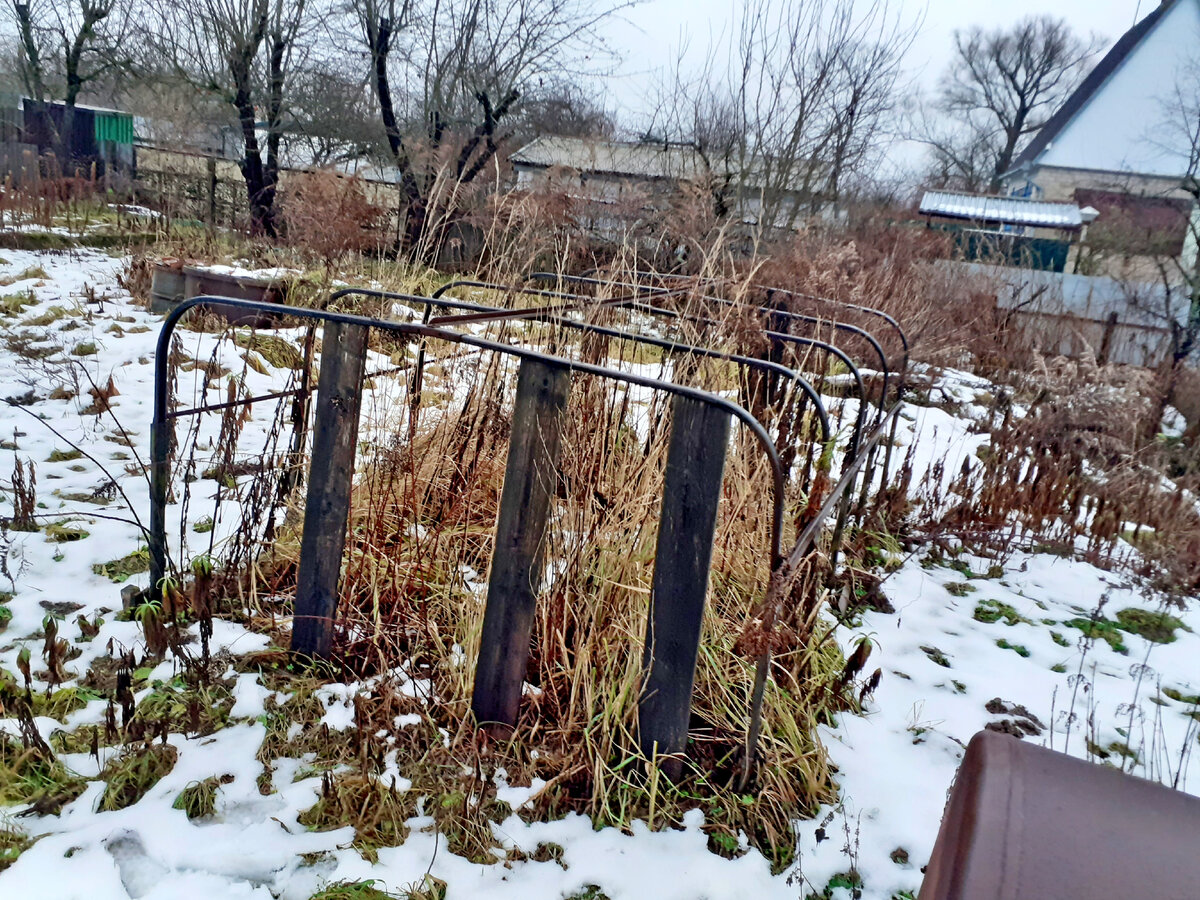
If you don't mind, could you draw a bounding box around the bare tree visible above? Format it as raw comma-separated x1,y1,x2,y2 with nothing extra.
146,0,313,236
522,81,615,139
6,0,131,165
348,0,628,256
921,15,1102,193
649,0,916,231
280,62,381,167
911,101,995,192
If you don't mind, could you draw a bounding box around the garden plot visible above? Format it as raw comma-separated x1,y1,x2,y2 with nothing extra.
0,249,1195,900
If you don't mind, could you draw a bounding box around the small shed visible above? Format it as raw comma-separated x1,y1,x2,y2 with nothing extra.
22,100,135,176
919,190,1099,272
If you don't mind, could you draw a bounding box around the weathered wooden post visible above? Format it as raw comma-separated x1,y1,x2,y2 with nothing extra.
1099,310,1119,365
639,394,730,780
290,320,369,659
472,358,571,735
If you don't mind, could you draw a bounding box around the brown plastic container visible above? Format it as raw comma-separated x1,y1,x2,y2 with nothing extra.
921,729,1200,899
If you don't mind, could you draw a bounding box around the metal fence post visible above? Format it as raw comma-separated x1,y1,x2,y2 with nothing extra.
639,394,730,780
290,320,368,659
471,358,571,735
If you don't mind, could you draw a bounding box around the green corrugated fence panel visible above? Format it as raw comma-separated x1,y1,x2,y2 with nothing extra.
94,112,133,145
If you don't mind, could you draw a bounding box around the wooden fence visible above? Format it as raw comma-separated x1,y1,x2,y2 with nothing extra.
134,144,405,232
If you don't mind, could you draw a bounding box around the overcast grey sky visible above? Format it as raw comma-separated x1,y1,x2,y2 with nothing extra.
595,0,1151,148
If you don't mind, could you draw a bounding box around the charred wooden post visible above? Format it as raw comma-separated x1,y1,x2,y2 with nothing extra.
290,320,369,659
639,395,730,780
472,358,571,735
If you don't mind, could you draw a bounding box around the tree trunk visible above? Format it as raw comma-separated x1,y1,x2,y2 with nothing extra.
233,84,275,238
990,117,1026,193
14,3,56,163
61,70,83,174
369,17,425,250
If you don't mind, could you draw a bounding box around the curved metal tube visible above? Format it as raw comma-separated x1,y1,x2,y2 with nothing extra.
565,268,910,400
597,296,870,458
762,285,909,401
528,271,893,418
411,283,834,446
150,295,788,608
435,278,871,458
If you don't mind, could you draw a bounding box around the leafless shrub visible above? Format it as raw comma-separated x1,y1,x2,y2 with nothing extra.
7,458,38,533
279,171,388,273
909,351,1200,598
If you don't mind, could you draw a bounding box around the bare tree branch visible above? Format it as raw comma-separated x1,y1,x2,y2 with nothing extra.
921,15,1102,192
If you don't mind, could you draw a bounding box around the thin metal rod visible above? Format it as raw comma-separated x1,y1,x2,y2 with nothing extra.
166,386,305,420
738,402,903,789
150,295,789,608
341,285,836,447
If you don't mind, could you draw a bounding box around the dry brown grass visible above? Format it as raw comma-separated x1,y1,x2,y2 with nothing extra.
279,171,388,272
188,262,877,869
906,351,1200,598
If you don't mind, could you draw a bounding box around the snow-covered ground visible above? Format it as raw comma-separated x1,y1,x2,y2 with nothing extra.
0,249,1196,900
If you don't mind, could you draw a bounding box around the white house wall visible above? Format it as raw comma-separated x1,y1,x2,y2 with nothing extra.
1038,0,1200,178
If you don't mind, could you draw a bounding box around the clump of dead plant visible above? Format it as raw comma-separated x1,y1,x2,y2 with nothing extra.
907,351,1200,597
279,171,388,276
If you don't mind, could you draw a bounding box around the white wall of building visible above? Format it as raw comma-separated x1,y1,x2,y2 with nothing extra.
1039,0,1200,178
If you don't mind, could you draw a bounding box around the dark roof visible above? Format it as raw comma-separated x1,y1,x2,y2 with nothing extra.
1009,1,1175,173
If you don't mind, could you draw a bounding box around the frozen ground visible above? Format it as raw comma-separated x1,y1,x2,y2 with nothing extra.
0,249,1196,900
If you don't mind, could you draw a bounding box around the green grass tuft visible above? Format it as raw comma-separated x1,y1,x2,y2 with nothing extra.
173,777,221,820
920,645,951,668
233,333,304,369
310,880,401,900
31,686,104,722
21,305,67,327
0,823,32,872
97,744,178,812
1106,740,1138,763
973,599,1029,626
93,547,151,583
45,521,90,542
0,291,35,316
3,265,48,283
807,871,863,900
1163,687,1200,705
995,638,1030,658
1114,608,1189,644
563,889,609,900
0,736,86,814
1064,617,1128,654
